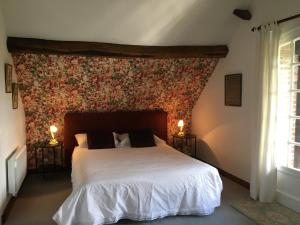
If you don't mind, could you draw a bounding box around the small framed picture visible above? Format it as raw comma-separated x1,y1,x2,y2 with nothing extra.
225,74,242,107
5,64,13,93
12,83,18,109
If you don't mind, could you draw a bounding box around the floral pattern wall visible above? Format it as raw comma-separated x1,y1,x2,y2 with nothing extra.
12,53,218,168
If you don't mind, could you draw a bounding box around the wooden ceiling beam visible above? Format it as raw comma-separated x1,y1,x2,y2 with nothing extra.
7,37,228,58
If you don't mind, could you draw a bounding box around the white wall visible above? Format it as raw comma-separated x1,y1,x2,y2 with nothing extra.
193,0,300,212
192,23,256,182
193,0,300,182
0,1,26,218
2,0,250,45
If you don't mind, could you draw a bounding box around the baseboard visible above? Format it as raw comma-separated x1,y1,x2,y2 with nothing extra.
1,196,16,225
199,159,250,189
27,168,39,174
277,190,300,213
217,168,250,189
27,167,70,175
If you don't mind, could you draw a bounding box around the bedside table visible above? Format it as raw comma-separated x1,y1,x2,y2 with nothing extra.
172,134,197,158
34,141,64,176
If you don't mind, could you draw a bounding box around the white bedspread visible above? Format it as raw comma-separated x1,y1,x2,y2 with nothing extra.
53,145,222,225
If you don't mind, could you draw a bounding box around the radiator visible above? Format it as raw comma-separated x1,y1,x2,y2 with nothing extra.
7,145,27,196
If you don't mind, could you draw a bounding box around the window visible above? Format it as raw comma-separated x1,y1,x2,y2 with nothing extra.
279,38,300,170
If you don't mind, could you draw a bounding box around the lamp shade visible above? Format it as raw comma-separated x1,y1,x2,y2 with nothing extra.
177,120,184,128
50,125,58,133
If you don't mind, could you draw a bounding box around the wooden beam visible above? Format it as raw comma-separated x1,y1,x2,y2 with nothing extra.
233,9,252,20
7,37,228,58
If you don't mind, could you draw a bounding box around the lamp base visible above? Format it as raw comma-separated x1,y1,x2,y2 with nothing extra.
49,139,58,145
177,131,185,137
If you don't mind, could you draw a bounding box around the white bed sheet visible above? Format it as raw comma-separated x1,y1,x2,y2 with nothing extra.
53,144,222,225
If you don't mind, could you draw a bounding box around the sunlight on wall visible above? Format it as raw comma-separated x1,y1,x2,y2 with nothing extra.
138,0,198,44
3,0,250,45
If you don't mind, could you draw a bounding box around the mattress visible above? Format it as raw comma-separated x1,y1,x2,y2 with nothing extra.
53,144,223,225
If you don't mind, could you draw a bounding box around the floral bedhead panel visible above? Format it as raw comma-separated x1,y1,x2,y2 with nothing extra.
13,53,218,168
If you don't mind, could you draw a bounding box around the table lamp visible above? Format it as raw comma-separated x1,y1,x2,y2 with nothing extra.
49,125,58,145
177,120,185,137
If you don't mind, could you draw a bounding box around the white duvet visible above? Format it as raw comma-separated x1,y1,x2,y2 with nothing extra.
53,144,222,225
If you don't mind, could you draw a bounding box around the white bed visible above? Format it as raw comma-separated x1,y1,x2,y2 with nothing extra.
53,144,222,225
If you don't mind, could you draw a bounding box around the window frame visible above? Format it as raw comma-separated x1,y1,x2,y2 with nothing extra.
286,37,300,170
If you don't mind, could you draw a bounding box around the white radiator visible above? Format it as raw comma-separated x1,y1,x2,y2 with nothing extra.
7,145,27,196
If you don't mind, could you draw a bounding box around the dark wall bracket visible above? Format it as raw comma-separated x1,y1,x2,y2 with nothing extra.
233,9,252,20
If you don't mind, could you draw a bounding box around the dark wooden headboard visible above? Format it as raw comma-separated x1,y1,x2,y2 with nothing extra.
64,110,167,168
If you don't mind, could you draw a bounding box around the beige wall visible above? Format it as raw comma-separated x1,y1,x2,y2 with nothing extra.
0,2,26,216
192,0,300,182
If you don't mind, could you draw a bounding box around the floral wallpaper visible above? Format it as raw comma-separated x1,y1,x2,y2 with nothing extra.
12,53,218,168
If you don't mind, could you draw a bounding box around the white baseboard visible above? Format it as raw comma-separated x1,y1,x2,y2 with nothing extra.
277,190,300,213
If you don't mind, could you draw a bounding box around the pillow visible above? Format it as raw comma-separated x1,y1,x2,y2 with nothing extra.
129,129,156,147
87,132,115,149
75,133,88,148
113,132,131,148
154,135,166,146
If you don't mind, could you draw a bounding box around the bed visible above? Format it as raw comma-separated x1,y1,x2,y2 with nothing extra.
53,111,222,225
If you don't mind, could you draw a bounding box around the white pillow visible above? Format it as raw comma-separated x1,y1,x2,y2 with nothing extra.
113,132,131,148
154,135,166,146
75,133,88,148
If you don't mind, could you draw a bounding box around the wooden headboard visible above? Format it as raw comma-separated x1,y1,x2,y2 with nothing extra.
64,110,167,167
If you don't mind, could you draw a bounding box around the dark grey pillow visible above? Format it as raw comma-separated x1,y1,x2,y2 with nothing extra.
129,129,155,147
87,132,115,149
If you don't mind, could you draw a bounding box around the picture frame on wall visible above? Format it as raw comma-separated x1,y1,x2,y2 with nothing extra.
12,83,18,109
5,63,13,93
225,73,242,107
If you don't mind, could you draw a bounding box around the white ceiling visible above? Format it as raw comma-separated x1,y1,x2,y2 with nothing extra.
2,0,251,46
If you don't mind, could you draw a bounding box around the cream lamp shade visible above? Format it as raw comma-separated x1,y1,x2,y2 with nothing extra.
177,120,184,137
49,125,58,145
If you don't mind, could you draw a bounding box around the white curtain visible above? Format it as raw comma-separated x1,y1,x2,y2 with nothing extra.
250,23,280,202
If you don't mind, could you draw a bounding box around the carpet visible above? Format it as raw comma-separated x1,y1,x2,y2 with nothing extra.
232,200,300,225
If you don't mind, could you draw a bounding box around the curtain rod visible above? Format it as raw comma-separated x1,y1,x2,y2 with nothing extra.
251,13,300,32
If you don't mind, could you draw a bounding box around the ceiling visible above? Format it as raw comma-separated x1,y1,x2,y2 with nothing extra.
2,0,251,46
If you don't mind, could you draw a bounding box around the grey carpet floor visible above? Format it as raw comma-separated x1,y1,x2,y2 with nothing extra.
4,172,256,225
